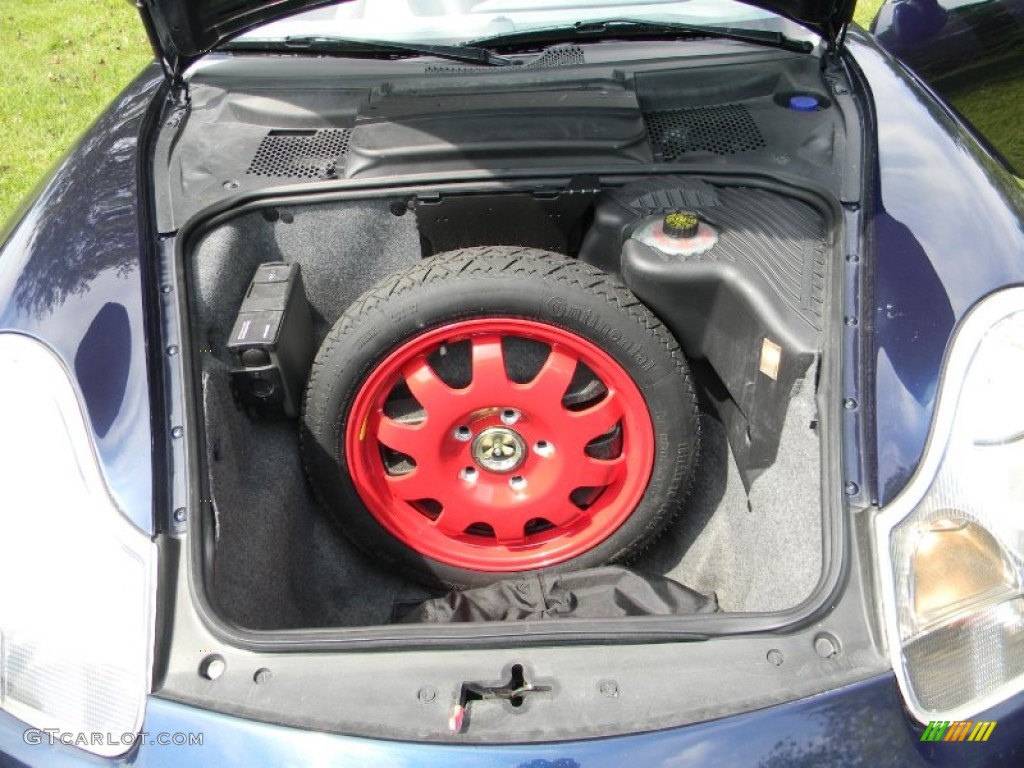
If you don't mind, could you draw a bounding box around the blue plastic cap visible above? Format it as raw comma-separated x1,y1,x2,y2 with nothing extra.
789,95,819,112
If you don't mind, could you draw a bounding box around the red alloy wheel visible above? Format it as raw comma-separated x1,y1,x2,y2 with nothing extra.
344,317,656,571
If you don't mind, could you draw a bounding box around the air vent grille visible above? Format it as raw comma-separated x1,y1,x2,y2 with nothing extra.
530,45,585,67
246,129,351,179
424,45,585,73
645,104,765,159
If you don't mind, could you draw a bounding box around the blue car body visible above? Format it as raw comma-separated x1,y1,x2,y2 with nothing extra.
3,1,1024,763
0,673,1022,766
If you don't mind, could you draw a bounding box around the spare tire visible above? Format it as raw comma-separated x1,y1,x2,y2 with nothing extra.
302,247,699,588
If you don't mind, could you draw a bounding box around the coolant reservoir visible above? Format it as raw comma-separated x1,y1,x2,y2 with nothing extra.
630,211,718,257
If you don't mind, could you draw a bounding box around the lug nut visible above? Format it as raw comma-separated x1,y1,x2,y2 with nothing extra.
500,409,520,425
454,425,472,441
509,475,527,491
534,440,553,457
459,467,478,482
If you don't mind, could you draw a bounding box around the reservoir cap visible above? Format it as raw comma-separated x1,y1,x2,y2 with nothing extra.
663,211,700,239
789,95,819,112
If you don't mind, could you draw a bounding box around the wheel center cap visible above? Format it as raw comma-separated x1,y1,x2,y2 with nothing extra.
472,426,527,473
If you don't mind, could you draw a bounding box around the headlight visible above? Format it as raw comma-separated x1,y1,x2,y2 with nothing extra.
876,287,1024,723
0,334,156,757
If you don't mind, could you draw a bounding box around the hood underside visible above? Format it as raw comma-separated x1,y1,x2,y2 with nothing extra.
139,0,854,74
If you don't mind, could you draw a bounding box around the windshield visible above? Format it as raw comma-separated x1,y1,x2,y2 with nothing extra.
236,0,815,46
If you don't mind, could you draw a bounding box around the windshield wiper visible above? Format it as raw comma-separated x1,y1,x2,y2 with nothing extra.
225,35,515,67
466,18,813,54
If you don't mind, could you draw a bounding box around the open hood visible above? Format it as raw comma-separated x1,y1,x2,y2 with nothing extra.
138,0,854,78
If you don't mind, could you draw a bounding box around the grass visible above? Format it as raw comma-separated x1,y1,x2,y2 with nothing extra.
854,0,884,28
0,0,151,224
0,0,1018,226
937,66,1024,174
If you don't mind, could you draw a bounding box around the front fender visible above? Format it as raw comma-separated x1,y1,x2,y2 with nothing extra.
847,29,1024,503
0,64,165,533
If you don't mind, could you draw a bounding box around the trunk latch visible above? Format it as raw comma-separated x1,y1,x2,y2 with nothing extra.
449,664,551,732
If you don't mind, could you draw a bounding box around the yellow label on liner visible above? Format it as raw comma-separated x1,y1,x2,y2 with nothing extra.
760,338,782,380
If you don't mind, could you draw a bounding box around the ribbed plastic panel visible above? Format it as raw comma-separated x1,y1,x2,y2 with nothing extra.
708,187,827,329
607,178,826,329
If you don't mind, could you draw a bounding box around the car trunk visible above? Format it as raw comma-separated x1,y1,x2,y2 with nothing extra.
150,34,858,638
182,179,832,631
